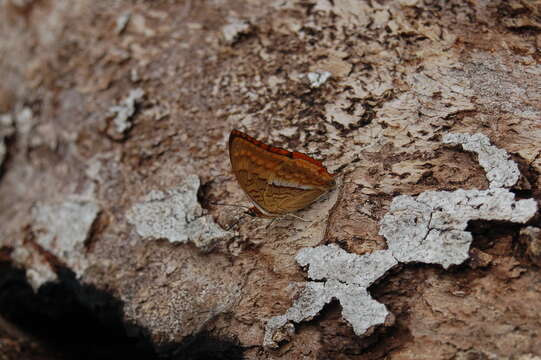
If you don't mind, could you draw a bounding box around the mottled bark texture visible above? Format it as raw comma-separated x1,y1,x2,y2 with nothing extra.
1,0,540,359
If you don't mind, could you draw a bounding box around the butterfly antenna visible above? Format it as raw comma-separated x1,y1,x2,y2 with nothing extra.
265,217,280,229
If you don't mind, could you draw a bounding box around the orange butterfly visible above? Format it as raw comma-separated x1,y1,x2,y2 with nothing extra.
228,130,336,218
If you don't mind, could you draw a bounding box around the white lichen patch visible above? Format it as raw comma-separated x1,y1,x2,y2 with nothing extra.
222,18,251,44
115,12,131,35
32,200,100,271
264,280,389,348
264,245,397,348
443,133,520,188
296,244,397,287
110,88,144,133
11,246,57,292
381,132,534,268
126,174,231,251
15,107,34,136
264,133,538,347
306,70,331,88
380,189,537,269
398,0,419,6
13,199,101,290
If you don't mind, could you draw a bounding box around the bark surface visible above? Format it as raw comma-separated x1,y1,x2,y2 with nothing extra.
0,0,540,359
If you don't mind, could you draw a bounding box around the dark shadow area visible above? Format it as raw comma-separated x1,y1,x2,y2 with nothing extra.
196,178,214,210
0,259,244,360
0,133,15,183
159,332,245,360
466,219,524,251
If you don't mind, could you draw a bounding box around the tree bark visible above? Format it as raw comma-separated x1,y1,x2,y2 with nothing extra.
0,0,540,359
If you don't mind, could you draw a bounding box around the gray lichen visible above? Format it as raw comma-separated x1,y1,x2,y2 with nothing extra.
306,70,332,88
110,88,144,133
264,280,389,348
16,107,34,135
222,18,251,45
115,12,131,35
264,245,397,348
443,132,520,188
264,133,538,348
32,200,100,272
12,199,101,290
126,174,231,251
381,132,535,268
296,244,397,287
11,246,57,291
380,188,537,269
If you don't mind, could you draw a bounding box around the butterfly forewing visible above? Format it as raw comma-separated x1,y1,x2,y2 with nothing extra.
229,132,281,210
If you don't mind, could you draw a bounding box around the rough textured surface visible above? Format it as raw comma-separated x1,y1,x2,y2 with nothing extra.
110,88,144,135
382,132,537,268
381,188,537,269
222,18,252,44
1,0,541,359
306,71,332,88
120,244,244,346
126,174,231,251
31,200,100,268
266,133,537,347
520,226,541,265
12,199,100,290
264,280,390,349
296,244,397,287
0,113,14,171
443,133,520,188
10,246,57,292
264,244,397,348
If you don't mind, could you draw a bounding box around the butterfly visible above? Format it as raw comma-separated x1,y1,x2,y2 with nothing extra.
228,129,336,218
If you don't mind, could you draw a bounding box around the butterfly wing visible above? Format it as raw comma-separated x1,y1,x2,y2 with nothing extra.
262,185,327,215
229,130,335,216
229,131,281,214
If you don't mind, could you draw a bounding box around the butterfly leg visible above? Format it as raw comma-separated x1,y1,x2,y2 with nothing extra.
285,213,310,222
265,216,280,229
225,217,242,231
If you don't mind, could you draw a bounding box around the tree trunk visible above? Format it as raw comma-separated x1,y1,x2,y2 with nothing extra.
0,0,540,359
